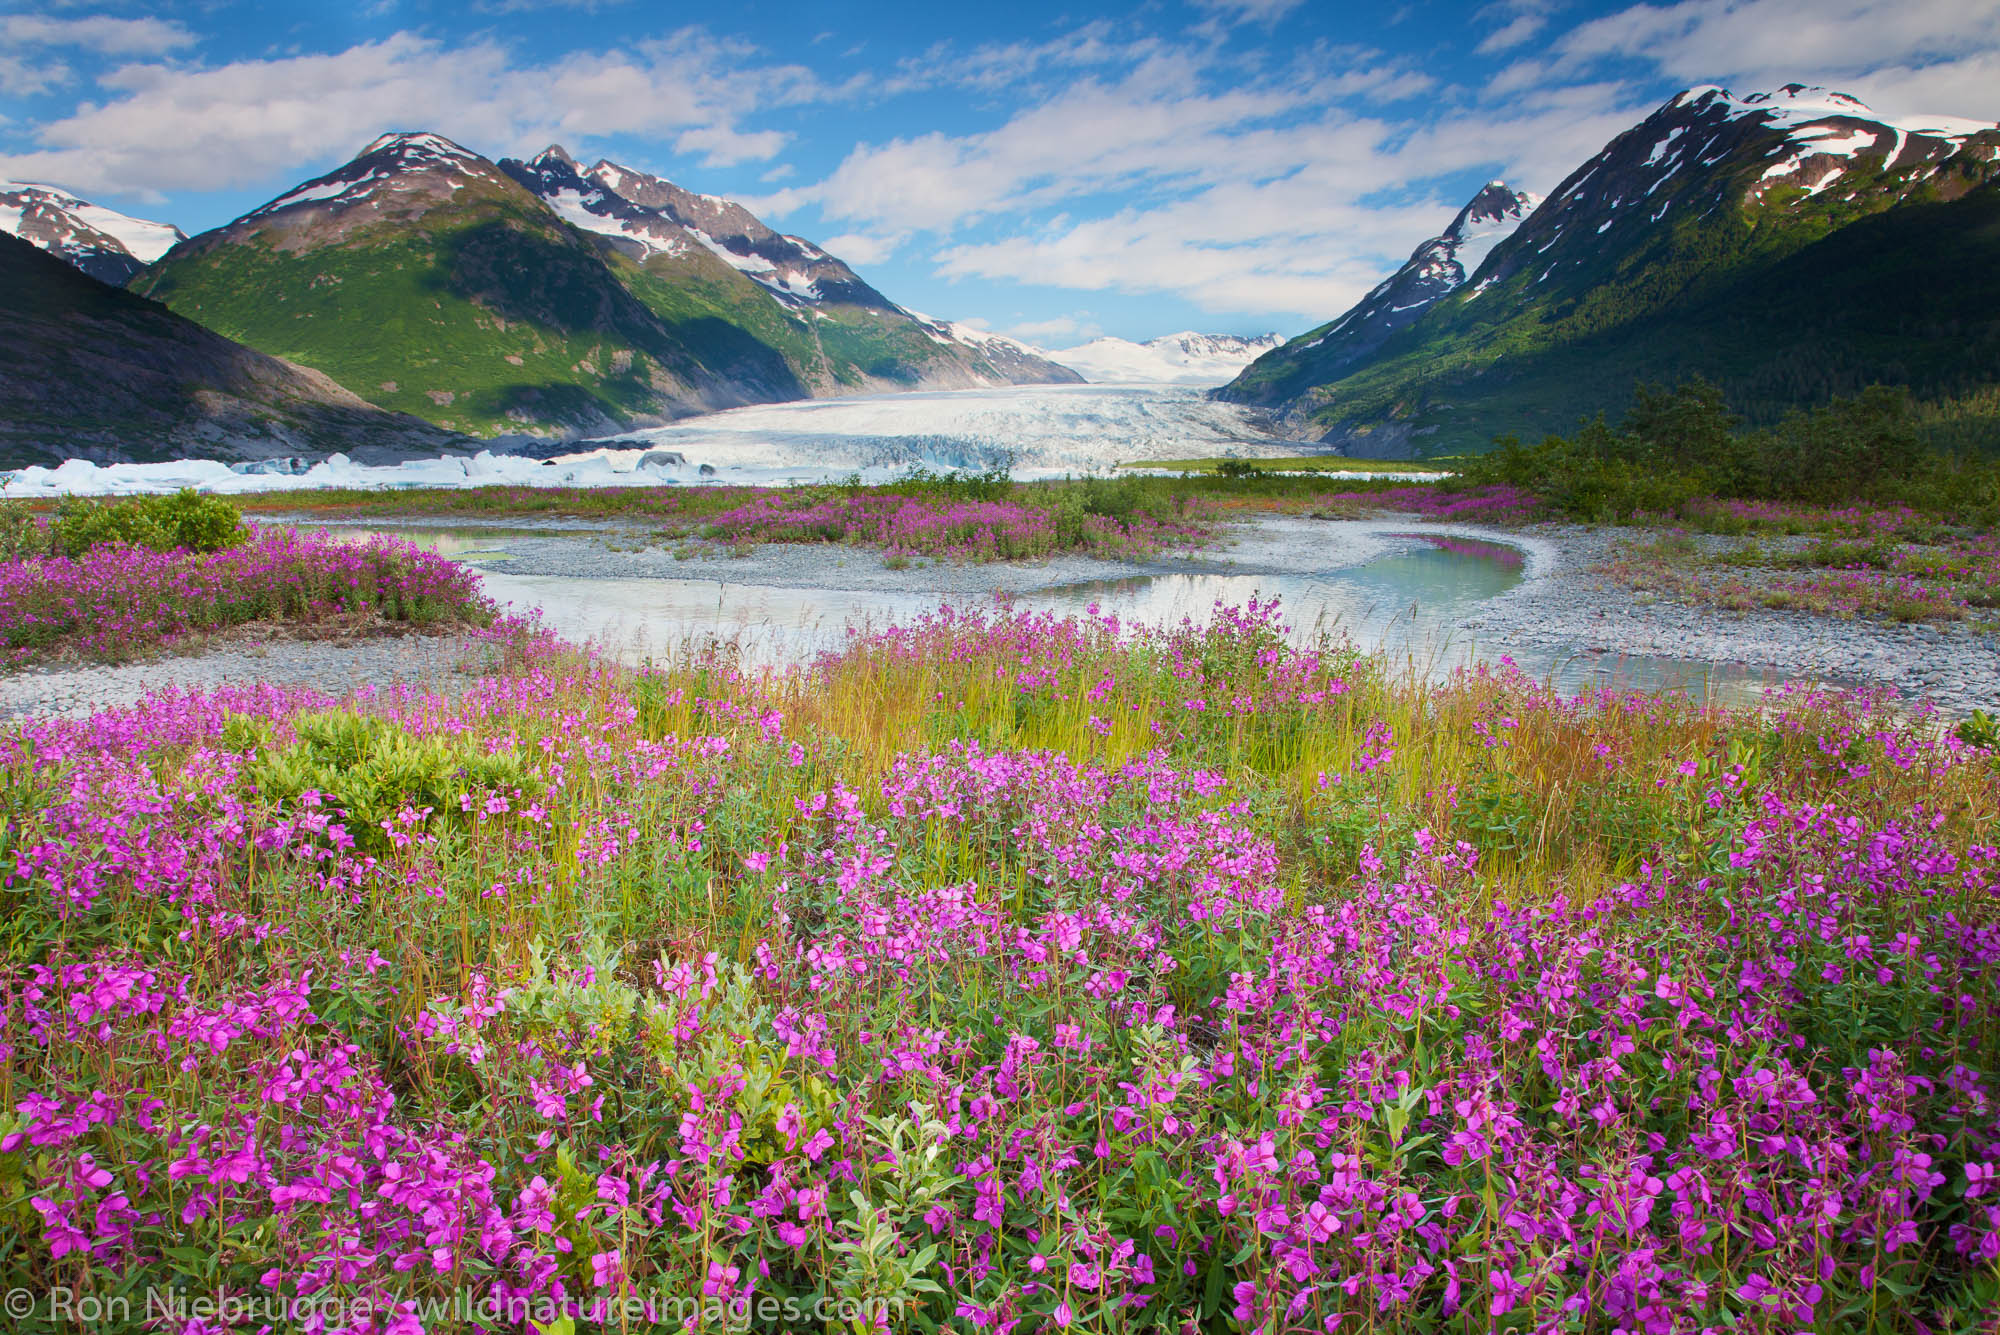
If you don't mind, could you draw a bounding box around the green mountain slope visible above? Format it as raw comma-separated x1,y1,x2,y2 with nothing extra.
0,231,466,469
1220,85,2000,456
133,134,809,439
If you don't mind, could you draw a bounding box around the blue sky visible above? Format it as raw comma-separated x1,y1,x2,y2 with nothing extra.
3,0,1996,344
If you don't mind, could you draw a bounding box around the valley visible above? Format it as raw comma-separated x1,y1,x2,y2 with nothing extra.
4,41,2000,1332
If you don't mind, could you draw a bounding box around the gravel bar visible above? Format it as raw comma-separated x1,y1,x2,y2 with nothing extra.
0,632,497,721
1458,522,2000,717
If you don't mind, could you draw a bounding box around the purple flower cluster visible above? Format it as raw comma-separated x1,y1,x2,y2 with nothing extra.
1332,484,1548,524
2,600,1996,1332
0,527,495,666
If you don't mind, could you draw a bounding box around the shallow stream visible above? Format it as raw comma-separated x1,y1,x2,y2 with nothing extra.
309,522,1790,706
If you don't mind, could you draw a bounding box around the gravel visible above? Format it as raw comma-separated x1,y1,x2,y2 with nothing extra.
0,631,499,721
1457,523,2000,717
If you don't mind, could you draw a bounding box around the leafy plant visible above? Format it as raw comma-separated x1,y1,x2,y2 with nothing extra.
49,489,247,558
245,711,543,853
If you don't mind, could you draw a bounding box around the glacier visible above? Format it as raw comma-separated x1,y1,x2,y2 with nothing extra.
0,384,1328,497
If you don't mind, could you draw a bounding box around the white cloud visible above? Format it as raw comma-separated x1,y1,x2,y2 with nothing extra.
1840,50,2000,121
0,54,70,97
882,23,1151,96
793,50,1430,235
776,35,1640,326
672,124,787,167
1477,14,1548,53
1548,0,2000,119
1188,0,1306,25
819,231,904,266
0,15,196,56
1001,314,1103,344
0,29,819,195
1557,0,2000,75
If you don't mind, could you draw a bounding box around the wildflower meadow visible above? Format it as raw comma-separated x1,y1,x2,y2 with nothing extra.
0,526,496,667
1,592,1997,1333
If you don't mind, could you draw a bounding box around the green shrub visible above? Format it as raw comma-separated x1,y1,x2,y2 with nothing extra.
1459,378,2000,525
50,489,247,558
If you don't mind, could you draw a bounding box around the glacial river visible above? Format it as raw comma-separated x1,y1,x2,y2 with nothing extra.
323,520,1786,707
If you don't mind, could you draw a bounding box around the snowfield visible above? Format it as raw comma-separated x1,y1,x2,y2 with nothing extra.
0,384,1319,496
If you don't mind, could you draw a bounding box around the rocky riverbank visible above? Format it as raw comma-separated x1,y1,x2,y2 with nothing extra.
0,629,504,720
1460,522,1997,717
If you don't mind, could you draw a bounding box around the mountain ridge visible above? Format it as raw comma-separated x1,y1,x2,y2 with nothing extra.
496,146,1081,397
1217,83,2000,456
136,132,850,437
1048,332,1284,384
119,131,1075,440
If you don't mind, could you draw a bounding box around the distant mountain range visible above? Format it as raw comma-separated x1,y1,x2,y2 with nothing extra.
0,230,466,468
1048,332,1284,385
1219,84,2000,456
13,82,1996,468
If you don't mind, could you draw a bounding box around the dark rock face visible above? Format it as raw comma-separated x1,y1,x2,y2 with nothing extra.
0,232,470,469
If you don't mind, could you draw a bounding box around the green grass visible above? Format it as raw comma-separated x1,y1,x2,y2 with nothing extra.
138,208,704,436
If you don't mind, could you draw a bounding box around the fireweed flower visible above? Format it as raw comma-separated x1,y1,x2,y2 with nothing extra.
1,596,1995,1331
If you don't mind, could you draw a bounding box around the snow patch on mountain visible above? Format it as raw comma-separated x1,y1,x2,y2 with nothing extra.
1047,332,1285,385
1302,181,1541,342
244,132,501,225
0,181,184,283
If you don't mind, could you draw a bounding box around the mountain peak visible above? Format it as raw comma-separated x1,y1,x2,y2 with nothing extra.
356,131,481,164
1047,332,1282,385
1447,180,1541,240
533,144,576,168
1217,79,2000,456
0,179,184,284
240,131,504,230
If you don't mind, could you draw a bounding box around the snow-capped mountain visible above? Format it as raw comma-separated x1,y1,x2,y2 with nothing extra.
139,131,827,438
572,153,898,311
218,131,518,248
1276,182,1540,381
919,320,1084,384
1049,332,1285,385
0,181,183,285
1476,83,1999,298
1218,83,2000,455
497,146,1080,387
136,130,1078,440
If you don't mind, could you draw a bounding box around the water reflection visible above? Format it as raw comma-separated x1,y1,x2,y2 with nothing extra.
281,523,557,559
